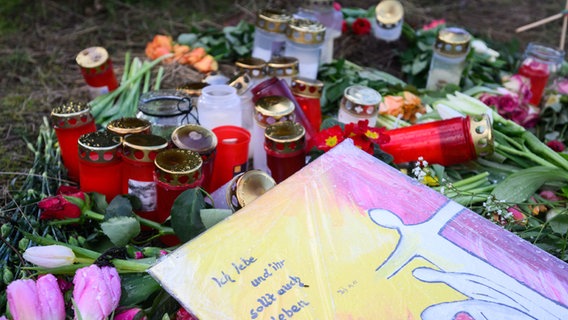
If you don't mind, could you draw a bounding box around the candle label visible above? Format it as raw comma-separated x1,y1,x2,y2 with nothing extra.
128,180,157,211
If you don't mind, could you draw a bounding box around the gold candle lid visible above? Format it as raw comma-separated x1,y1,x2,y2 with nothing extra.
227,71,252,95
154,149,203,187
340,85,382,118
434,27,472,57
254,96,296,128
235,57,268,79
256,8,291,34
226,170,276,212
106,117,152,137
177,82,209,96
122,134,169,163
75,46,109,69
171,124,218,157
469,114,494,157
51,101,94,129
285,18,326,45
78,131,122,164
291,77,324,99
375,0,404,28
266,56,299,78
264,121,306,154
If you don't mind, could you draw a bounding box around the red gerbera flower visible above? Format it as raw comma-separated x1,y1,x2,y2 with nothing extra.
314,125,345,152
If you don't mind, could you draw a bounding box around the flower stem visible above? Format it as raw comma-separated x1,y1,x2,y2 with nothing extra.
495,143,557,168
135,216,174,235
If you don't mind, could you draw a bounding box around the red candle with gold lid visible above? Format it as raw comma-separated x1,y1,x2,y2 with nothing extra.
51,101,97,182
106,117,152,139
291,76,324,132
77,131,122,202
154,149,203,224
380,115,494,166
75,47,119,98
122,133,169,222
264,121,306,183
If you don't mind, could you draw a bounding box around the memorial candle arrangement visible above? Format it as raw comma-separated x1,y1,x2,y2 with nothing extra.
51,101,97,182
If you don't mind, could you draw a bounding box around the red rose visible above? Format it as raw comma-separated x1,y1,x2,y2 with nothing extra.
38,186,85,220
547,140,566,152
341,20,348,33
352,18,371,35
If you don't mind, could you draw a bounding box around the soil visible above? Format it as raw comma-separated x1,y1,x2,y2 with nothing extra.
0,0,565,199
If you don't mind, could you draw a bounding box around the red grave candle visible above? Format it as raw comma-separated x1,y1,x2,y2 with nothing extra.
122,134,168,222
380,115,494,166
76,47,119,98
77,131,122,202
291,77,324,132
51,102,97,182
264,121,306,183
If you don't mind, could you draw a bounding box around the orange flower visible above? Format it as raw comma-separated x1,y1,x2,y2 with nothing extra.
379,95,405,115
184,47,207,65
379,91,426,123
193,54,218,73
145,34,174,61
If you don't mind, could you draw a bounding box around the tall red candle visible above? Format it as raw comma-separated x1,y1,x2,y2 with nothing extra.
265,121,306,183
77,131,122,202
291,77,324,132
122,134,168,222
380,115,494,166
51,102,97,182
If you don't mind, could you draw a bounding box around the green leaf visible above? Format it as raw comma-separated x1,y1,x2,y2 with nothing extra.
120,273,161,306
200,208,232,229
548,212,568,235
170,188,206,243
106,195,134,219
100,216,140,247
491,166,568,203
90,192,109,213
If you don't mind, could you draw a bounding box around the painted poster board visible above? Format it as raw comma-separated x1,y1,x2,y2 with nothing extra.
149,139,568,319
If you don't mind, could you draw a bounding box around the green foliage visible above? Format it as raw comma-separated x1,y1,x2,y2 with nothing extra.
170,188,207,243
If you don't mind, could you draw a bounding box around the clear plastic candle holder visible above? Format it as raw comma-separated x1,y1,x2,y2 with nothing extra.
197,85,242,131
252,8,291,61
372,0,404,42
284,18,326,80
425,27,471,91
337,85,382,127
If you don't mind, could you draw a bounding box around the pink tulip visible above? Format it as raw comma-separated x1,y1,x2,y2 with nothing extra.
73,265,121,320
114,308,147,320
7,274,65,320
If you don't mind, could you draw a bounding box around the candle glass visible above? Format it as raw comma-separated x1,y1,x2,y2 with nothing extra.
197,85,242,131
337,85,382,127
518,43,565,106
252,96,296,173
291,76,324,132
265,121,306,183
284,18,326,80
380,114,494,166
51,101,97,182
122,134,169,222
210,126,251,192
372,0,404,42
426,27,471,90
252,8,291,61
75,47,119,98
78,131,122,202
171,124,218,193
